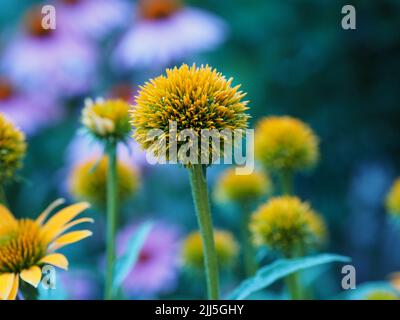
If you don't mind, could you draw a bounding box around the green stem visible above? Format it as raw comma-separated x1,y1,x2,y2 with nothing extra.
279,170,304,299
279,170,293,195
105,141,118,300
285,272,302,300
188,164,220,300
0,184,8,206
240,202,257,277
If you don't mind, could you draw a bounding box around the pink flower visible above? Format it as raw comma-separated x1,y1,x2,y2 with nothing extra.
65,133,149,171
0,77,63,135
116,222,181,298
113,0,227,70
1,6,97,97
55,0,131,41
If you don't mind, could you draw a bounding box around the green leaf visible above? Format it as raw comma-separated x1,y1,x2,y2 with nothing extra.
112,222,153,292
228,253,351,300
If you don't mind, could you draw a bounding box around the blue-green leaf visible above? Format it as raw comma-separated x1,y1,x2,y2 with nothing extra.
228,253,351,300
112,222,153,292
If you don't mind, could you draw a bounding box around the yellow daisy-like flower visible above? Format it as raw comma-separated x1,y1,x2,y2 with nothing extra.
131,63,249,165
0,114,27,182
81,98,131,141
182,230,239,269
385,178,400,217
364,290,398,300
69,157,139,207
250,196,326,256
0,200,92,300
255,116,319,173
214,167,272,204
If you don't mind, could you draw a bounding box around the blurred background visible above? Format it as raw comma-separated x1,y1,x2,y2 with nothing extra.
0,0,399,299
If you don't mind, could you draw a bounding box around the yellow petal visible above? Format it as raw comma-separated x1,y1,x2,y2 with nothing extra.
20,266,42,288
7,275,19,300
0,273,15,300
56,218,94,239
41,202,90,242
0,205,16,227
50,230,93,251
36,198,65,225
39,253,69,270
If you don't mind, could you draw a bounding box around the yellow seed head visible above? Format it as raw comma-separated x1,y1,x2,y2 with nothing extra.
386,178,400,218
81,98,131,141
250,196,326,256
182,230,239,269
0,114,27,183
255,116,319,173
0,219,45,273
214,167,272,204
131,63,250,165
69,157,139,207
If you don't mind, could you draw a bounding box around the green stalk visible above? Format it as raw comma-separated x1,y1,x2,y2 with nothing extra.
240,202,257,277
285,272,302,300
279,169,293,196
0,184,7,206
279,169,304,300
188,164,220,300
105,140,118,300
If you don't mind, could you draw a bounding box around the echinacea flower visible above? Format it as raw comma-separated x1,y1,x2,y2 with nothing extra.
182,230,238,269
250,196,326,257
0,200,92,300
81,98,131,142
131,63,249,165
69,156,139,207
0,77,63,136
56,0,131,41
113,0,227,71
214,167,272,204
0,113,26,182
1,6,97,97
116,222,180,297
364,290,398,300
255,116,319,174
81,97,133,300
132,63,249,299
385,178,400,218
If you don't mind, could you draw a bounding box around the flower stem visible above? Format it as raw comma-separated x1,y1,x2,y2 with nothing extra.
0,184,7,206
279,170,304,299
279,169,293,195
240,202,257,277
105,140,118,300
188,164,220,300
285,271,302,300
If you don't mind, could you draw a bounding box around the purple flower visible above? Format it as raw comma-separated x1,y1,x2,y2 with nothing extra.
66,132,149,171
112,0,227,70
1,6,97,97
0,77,63,135
56,0,131,41
116,222,181,298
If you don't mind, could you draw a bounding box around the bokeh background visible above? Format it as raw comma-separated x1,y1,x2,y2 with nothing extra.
0,0,399,299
